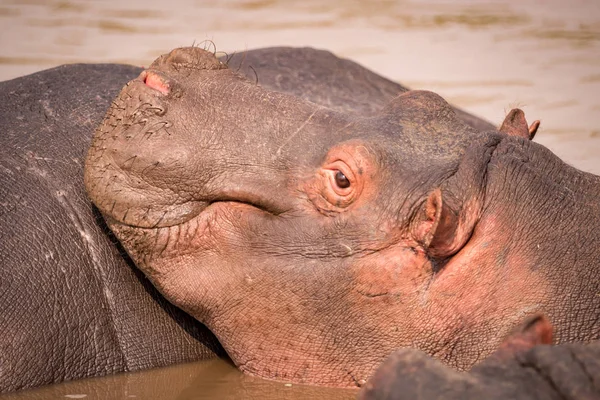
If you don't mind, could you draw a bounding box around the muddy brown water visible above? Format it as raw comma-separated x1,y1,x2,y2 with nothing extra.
1,0,599,398
0,359,357,400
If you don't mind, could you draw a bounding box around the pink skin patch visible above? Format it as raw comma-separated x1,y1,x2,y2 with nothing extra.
143,71,169,95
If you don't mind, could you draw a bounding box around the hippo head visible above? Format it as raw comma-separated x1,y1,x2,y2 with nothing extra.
85,47,548,386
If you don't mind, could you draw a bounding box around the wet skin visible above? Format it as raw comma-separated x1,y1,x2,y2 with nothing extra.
85,47,599,386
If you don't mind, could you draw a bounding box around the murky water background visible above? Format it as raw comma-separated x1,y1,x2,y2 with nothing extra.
0,359,357,400
0,0,599,398
1,0,599,174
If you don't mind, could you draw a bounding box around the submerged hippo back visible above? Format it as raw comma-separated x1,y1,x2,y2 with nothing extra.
225,46,495,131
0,64,222,393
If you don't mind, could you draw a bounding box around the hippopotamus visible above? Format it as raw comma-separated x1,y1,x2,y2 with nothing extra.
0,46,496,393
84,46,599,388
359,316,600,400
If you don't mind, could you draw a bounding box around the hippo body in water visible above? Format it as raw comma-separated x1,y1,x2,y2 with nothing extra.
85,46,599,389
0,46,494,393
0,63,222,393
359,316,600,400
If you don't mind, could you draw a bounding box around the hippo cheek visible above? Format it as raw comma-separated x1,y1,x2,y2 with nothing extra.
419,232,554,368
114,208,389,385
111,201,280,316
351,245,431,299
348,243,434,338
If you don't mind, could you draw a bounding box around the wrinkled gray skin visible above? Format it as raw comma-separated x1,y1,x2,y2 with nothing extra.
0,63,224,393
0,47,493,393
360,342,600,400
85,46,599,388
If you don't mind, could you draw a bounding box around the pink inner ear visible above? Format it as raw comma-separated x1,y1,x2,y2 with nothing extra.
493,315,553,361
144,72,170,95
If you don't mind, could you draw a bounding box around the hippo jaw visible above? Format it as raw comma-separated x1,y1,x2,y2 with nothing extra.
85,47,553,387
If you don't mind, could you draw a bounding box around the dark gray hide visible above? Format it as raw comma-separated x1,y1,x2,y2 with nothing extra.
358,340,600,400
227,47,496,131
0,64,224,393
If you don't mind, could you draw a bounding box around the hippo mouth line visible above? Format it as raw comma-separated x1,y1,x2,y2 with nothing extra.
105,198,276,232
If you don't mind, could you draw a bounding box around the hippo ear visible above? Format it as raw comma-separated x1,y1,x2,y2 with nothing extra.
475,314,553,368
414,188,477,258
499,109,540,140
415,135,497,258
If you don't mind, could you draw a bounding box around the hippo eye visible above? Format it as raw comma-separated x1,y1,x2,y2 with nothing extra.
335,170,350,189
328,164,355,198
311,155,365,212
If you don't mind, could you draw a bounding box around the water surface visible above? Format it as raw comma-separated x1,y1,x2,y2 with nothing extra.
1,0,599,173
0,359,356,400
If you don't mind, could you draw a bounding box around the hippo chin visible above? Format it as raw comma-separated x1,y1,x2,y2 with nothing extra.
84,47,600,387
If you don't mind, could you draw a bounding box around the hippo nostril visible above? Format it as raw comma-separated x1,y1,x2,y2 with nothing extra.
143,71,170,95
